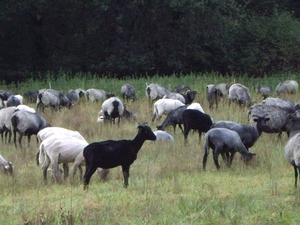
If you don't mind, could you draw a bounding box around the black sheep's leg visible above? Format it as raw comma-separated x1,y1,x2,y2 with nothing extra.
122,165,130,188
294,164,298,188
228,152,235,167
83,164,98,190
213,149,221,170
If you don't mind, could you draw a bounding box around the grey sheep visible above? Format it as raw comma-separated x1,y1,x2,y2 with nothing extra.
11,110,51,148
275,80,298,95
248,98,295,137
85,88,114,102
0,154,13,174
255,85,272,99
228,83,252,107
211,114,270,150
121,84,136,102
36,89,71,112
172,85,191,94
145,83,170,104
6,94,23,107
203,128,256,170
284,115,300,187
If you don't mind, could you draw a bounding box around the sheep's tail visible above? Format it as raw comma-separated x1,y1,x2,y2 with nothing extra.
11,115,19,130
37,143,45,166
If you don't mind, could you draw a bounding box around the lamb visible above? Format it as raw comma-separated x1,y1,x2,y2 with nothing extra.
6,94,23,107
157,105,187,133
182,109,213,143
211,115,270,150
153,130,174,142
83,123,156,189
121,84,136,102
100,97,124,125
203,128,256,170
85,88,114,102
0,154,13,174
228,83,252,107
284,115,300,187
11,110,51,148
275,80,298,95
255,85,272,99
152,99,185,122
145,83,170,104
248,98,295,137
38,135,88,184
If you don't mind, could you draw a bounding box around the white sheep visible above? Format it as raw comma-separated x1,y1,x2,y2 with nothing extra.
187,102,205,113
101,97,124,125
153,130,174,142
37,127,86,143
152,98,185,121
163,92,186,103
228,83,252,107
38,135,88,184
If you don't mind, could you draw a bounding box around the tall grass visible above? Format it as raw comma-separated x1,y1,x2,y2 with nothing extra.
0,72,300,224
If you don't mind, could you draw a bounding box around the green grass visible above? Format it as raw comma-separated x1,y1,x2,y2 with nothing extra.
0,72,300,224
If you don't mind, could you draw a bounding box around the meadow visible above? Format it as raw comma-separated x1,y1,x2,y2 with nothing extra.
0,72,300,224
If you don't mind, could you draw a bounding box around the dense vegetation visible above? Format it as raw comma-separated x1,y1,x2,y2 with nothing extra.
0,73,300,224
1,0,300,83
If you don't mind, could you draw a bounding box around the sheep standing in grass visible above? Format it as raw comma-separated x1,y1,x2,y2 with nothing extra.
101,97,124,125
121,84,136,102
228,83,252,107
275,80,298,95
255,85,272,99
284,115,300,188
85,88,114,102
152,99,185,122
211,115,270,150
0,155,13,174
203,128,256,170
6,94,23,107
83,123,156,189
36,89,71,112
11,110,51,148
145,83,170,104
182,109,213,144
172,85,191,94
38,135,88,184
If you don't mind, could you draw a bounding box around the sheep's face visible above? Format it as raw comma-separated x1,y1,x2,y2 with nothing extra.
138,125,157,141
242,153,256,164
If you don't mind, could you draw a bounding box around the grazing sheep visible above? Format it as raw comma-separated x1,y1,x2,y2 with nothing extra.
203,128,256,170
153,130,174,142
121,84,136,102
36,89,71,112
275,80,298,95
75,88,86,99
284,115,300,187
0,154,13,174
101,97,124,125
6,94,23,107
255,85,272,99
211,115,270,150
182,109,213,143
37,127,86,143
122,106,138,122
248,98,295,137
0,107,18,143
11,110,51,148
163,92,186,103
83,123,156,189
152,99,185,122
38,135,88,184
228,83,252,107
183,90,197,104
145,83,170,104
157,105,187,133
172,85,191,94
85,88,114,102
23,91,38,103
66,90,80,105
207,86,222,109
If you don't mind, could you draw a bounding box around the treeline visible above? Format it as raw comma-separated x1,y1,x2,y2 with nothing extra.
1,0,300,83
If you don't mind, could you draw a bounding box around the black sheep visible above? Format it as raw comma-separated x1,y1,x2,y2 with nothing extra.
83,123,156,189
182,109,213,144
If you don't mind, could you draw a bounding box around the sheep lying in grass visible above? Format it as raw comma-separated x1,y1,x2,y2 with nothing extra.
0,154,13,174
83,123,156,189
203,128,256,170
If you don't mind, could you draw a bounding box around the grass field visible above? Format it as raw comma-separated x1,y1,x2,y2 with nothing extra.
0,72,300,224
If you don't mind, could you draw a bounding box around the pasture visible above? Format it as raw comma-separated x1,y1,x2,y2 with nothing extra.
0,72,300,224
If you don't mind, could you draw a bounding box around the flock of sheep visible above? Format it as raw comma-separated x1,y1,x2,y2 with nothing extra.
0,79,300,189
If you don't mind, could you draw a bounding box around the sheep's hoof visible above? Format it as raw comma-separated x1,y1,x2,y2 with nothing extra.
83,184,89,190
